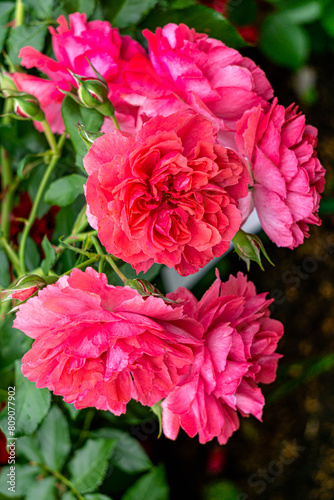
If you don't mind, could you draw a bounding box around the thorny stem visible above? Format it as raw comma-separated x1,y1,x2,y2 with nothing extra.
90,235,105,273
18,133,66,274
105,254,127,283
61,255,100,275
14,0,24,27
111,114,120,130
42,119,58,153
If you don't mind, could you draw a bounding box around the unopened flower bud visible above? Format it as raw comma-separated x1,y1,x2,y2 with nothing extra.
12,286,38,301
69,70,115,117
125,279,176,303
2,274,57,307
125,278,158,296
2,90,45,121
78,78,109,107
233,229,274,271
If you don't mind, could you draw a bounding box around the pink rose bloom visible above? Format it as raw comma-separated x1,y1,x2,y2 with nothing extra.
162,271,284,444
14,267,201,415
12,12,147,133
235,98,326,249
84,111,249,276
124,23,273,142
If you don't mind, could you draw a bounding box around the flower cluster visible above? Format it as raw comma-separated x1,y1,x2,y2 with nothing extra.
14,267,283,443
10,11,326,444
10,16,325,262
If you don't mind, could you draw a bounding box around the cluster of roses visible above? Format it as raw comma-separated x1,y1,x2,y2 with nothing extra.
9,13,325,443
15,267,283,445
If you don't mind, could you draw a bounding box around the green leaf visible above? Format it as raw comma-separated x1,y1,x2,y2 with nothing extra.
106,0,127,22
121,465,169,500
171,0,196,8
16,435,44,462
25,476,57,500
17,154,43,179
61,494,77,500
78,0,97,18
69,438,116,494
61,96,104,168
151,402,162,438
24,236,40,272
228,0,257,26
113,434,153,474
44,174,86,207
7,24,47,66
37,405,71,471
15,360,51,435
0,316,32,373
41,235,56,274
260,13,310,68
277,0,322,24
0,2,14,53
55,0,96,18
61,96,87,162
95,429,153,474
0,464,40,497
58,495,113,500
113,0,158,28
22,0,54,19
321,3,334,37
53,203,78,243
0,249,10,288
85,496,114,500
0,2,14,18
63,401,80,420
142,5,246,49
80,107,104,134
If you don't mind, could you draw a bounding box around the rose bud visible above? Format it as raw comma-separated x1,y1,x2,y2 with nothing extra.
233,229,274,271
69,70,115,117
2,89,45,121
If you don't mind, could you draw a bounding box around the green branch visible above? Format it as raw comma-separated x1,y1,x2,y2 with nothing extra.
18,133,66,274
105,254,127,283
